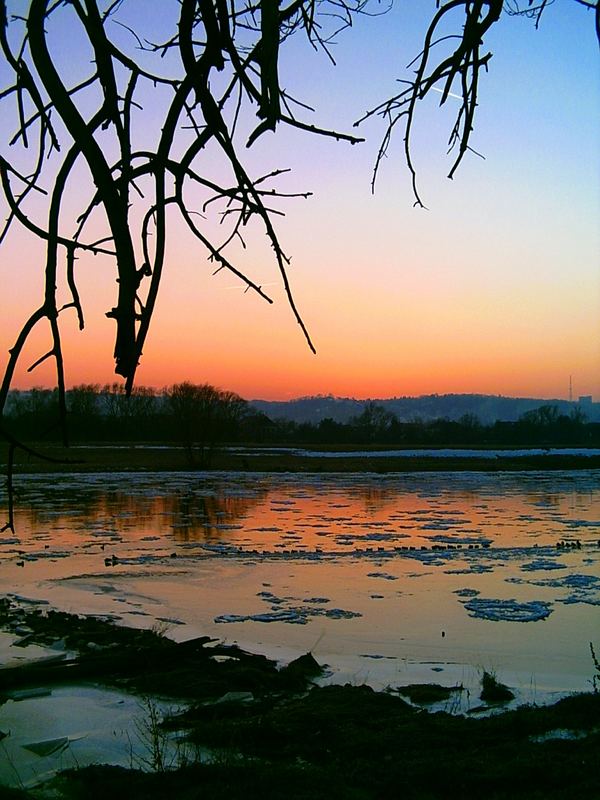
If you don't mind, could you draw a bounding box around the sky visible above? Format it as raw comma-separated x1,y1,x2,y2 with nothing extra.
0,1,598,401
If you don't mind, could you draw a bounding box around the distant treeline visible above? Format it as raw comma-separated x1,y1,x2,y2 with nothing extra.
4,385,599,452
252,393,600,425
5,383,253,465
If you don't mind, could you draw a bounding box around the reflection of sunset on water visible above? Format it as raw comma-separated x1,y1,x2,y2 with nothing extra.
1,470,599,704
10,473,599,554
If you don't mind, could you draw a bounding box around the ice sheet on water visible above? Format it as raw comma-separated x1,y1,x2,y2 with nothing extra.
461,597,553,622
560,519,600,530
236,448,600,459
520,559,566,572
562,595,600,606
215,610,305,624
22,550,73,561
7,593,50,605
215,605,362,625
217,586,361,625
360,653,397,660
506,573,600,606
367,572,398,581
445,564,494,574
419,521,466,531
453,588,480,597
249,527,282,532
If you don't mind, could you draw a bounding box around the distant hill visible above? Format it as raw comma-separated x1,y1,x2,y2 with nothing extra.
250,394,600,425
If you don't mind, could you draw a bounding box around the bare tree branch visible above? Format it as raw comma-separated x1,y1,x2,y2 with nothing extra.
0,0,596,528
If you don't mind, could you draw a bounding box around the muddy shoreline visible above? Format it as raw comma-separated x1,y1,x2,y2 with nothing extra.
1,598,599,798
0,460,600,800
5,442,600,474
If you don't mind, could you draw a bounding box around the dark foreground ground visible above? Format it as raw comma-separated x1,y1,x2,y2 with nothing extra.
7,442,600,474
1,599,599,800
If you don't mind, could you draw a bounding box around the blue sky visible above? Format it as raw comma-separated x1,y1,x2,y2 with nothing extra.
0,1,598,399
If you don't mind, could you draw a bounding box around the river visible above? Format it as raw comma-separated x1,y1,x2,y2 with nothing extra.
1,469,599,704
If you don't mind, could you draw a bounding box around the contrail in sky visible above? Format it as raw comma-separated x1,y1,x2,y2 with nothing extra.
431,86,462,100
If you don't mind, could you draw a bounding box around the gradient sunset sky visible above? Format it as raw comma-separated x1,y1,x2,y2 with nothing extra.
1,1,598,400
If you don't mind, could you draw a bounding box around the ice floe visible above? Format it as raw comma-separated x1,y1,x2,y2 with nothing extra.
215,605,362,625
445,564,494,574
461,597,553,622
506,573,600,606
227,447,600,459
367,572,398,581
2,468,599,696
520,558,566,572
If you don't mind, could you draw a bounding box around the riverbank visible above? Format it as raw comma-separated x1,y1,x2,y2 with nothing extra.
1,599,599,799
6,442,600,474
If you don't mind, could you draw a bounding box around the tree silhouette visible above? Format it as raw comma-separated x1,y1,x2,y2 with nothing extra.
0,0,597,528
167,381,247,465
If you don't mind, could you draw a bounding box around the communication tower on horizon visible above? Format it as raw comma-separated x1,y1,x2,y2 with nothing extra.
569,375,573,403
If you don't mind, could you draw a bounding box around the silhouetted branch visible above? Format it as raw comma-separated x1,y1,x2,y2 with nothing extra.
506,0,599,42
356,0,502,206
1,0,596,529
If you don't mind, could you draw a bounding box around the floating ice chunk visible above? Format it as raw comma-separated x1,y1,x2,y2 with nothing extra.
325,608,362,620
7,594,50,606
454,588,480,597
215,602,361,625
511,573,600,592
462,597,552,622
428,534,492,546
520,559,566,572
256,590,281,601
563,595,600,606
561,519,600,529
215,610,306,624
549,574,600,589
22,736,70,756
25,550,72,560
251,527,282,532
212,691,254,705
531,728,590,743
445,564,493,574
360,653,397,660
8,688,52,701
522,573,600,606
367,572,398,581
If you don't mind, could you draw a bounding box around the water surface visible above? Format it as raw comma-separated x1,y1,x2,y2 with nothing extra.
1,470,599,703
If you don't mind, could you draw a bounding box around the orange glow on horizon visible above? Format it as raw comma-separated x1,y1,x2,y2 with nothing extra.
1,4,598,405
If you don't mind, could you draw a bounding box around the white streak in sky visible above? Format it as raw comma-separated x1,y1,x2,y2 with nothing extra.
431,86,462,101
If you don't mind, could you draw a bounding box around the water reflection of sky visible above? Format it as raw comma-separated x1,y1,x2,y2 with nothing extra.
1,470,599,702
